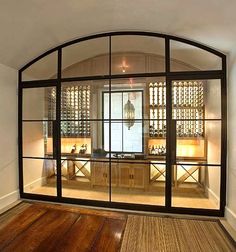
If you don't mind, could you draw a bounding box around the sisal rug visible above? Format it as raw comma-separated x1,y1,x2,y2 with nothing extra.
120,215,236,252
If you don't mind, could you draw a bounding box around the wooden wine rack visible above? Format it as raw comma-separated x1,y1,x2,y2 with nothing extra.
47,84,91,137
149,81,204,138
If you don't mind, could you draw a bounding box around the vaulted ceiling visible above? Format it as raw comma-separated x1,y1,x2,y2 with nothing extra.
0,0,235,69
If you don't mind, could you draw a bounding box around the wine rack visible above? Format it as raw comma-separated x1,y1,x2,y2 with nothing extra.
47,84,90,137
149,82,166,137
149,81,204,138
47,87,56,120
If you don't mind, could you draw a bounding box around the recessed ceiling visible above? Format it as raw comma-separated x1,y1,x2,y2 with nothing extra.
0,0,235,70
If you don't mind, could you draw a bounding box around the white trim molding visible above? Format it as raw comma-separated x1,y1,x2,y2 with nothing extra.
0,190,19,211
225,207,236,231
23,177,47,193
205,187,220,206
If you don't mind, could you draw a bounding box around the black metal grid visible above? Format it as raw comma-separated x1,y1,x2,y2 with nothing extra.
18,31,227,217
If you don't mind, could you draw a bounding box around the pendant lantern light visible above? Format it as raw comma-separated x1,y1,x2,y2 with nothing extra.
124,97,135,130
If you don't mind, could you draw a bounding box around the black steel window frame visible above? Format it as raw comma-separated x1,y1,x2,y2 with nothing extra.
18,31,227,217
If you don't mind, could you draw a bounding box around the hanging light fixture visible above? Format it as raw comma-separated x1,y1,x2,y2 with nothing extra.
124,96,135,130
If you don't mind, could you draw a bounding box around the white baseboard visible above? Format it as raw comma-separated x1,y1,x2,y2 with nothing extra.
24,177,47,192
205,187,220,206
225,207,236,231
0,190,19,211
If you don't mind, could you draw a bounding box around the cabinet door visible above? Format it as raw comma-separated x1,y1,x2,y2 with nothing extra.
92,162,107,186
132,164,146,189
111,163,118,186
119,163,131,188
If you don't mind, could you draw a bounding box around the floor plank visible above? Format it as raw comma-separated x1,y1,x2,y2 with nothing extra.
0,202,32,230
0,204,46,250
91,218,126,252
33,201,127,220
52,215,105,252
2,209,79,252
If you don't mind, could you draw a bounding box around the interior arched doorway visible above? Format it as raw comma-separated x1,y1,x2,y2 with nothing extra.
19,31,226,216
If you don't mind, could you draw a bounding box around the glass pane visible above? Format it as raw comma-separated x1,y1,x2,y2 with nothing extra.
61,159,109,201
172,164,220,209
60,119,109,201
108,121,144,153
111,35,165,74
22,51,57,81
175,120,221,164
172,79,221,120
123,122,143,152
23,87,56,120
147,129,166,161
61,121,93,157
104,122,123,153
111,77,166,120
23,121,54,158
111,160,165,206
205,121,221,164
103,92,123,120
62,37,109,78
60,135,92,157
60,121,108,160
103,120,166,159
170,40,222,71
104,91,143,120
204,79,221,119
23,158,56,196
104,121,144,153
61,80,108,120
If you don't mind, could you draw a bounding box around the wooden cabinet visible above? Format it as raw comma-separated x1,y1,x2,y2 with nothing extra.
119,163,148,189
119,165,131,188
92,162,108,186
132,164,146,189
110,163,119,186
91,162,118,186
91,160,148,189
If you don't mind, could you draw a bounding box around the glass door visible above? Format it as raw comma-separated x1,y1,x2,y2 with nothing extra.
109,77,166,206
22,86,58,197
59,80,110,201
170,79,222,209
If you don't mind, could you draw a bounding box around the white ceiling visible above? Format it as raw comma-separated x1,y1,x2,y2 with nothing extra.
0,0,235,70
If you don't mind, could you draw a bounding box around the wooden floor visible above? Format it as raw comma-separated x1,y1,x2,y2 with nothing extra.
0,201,235,252
0,202,126,252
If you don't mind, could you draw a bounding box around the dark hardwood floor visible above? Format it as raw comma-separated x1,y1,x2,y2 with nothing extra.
0,202,127,252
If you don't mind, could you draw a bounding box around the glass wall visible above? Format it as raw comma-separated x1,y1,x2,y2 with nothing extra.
22,86,57,196
22,52,58,81
20,33,226,214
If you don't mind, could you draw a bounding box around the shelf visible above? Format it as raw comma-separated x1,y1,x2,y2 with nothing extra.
147,136,205,140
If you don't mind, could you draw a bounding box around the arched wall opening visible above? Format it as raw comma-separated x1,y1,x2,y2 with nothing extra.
19,32,227,216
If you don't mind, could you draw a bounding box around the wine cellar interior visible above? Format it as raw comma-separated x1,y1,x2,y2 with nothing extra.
21,34,224,213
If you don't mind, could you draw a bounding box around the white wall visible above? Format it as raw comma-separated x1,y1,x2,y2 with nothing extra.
22,88,50,193
0,63,18,210
204,80,221,206
226,50,236,230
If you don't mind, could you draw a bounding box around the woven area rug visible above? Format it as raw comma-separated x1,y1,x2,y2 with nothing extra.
120,215,236,252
